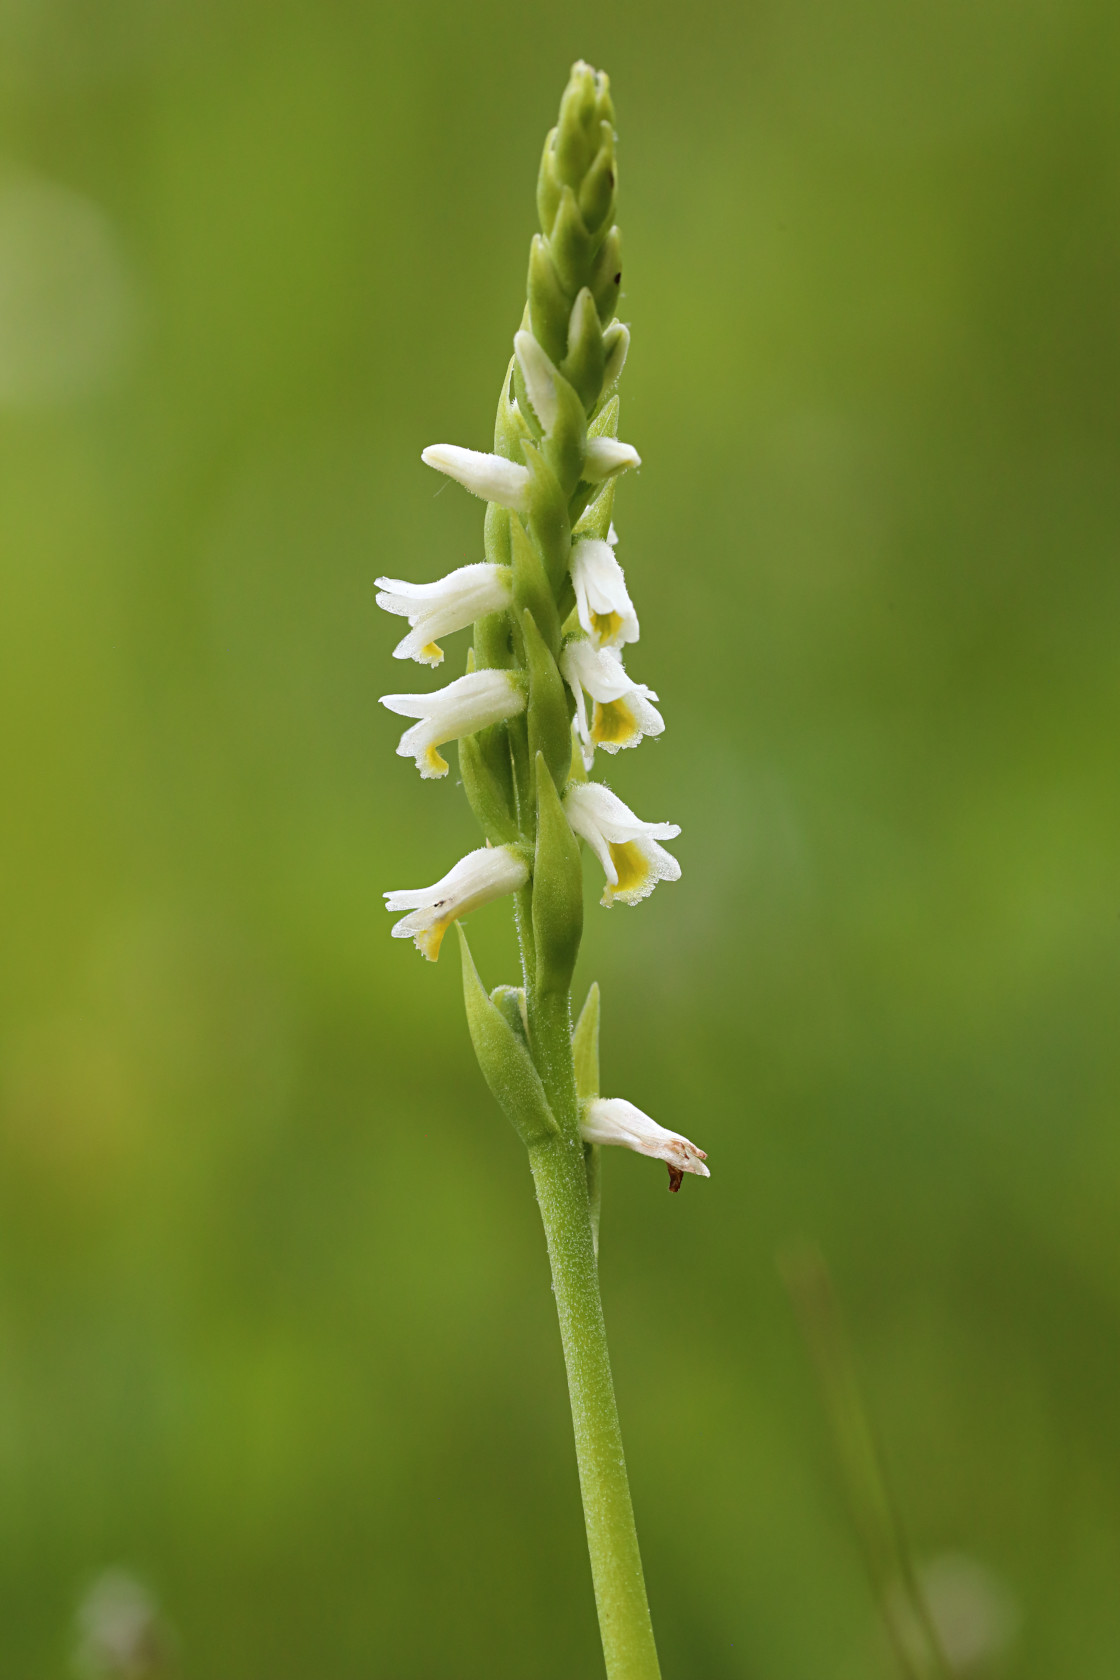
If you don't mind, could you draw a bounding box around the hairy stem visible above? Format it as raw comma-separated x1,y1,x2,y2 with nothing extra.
526,983,661,1680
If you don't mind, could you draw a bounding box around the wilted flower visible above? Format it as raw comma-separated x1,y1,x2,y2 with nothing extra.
581,1096,709,1191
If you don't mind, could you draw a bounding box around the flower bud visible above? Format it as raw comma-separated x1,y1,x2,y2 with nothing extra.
421,443,531,510
458,925,558,1146
561,287,606,413
590,225,623,322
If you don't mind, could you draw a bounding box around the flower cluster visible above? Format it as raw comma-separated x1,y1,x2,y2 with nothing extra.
375,61,705,1188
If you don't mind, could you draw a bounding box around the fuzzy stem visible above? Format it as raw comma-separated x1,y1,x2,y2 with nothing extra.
525,983,661,1680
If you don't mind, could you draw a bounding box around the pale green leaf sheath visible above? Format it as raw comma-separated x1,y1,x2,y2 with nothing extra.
377,62,709,1680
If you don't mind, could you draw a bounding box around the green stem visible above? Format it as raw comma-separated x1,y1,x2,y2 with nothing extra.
526,986,661,1680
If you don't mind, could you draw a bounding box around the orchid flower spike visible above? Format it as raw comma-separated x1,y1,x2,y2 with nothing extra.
564,781,681,906
421,443,531,511
570,537,639,649
581,1096,710,1192
376,562,512,667
380,668,525,779
385,844,529,961
561,638,664,766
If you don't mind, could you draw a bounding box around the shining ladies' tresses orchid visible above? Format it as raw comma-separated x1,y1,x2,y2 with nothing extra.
564,779,681,906
376,562,512,666
385,844,529,961
379,667,525,778
561,636,664,764
374,64,703,1680
570,536,639,648
580,1096,710,1191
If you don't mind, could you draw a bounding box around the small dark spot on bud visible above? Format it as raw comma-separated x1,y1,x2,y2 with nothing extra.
607,172,615,188
613,272,621,285
667,1167,683,1193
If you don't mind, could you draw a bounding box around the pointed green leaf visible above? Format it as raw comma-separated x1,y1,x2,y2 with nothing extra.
458,925,557,1147
532,753,583,997
572,981,601,1101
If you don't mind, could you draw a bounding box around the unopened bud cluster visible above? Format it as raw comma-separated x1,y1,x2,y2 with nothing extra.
377,63,707,1187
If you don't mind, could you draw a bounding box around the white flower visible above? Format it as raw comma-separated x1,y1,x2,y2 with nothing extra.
375,562,512,668
581,1096,709,1191
514,329,559,433
570,537,639,649
583,436,641,482
380,668,525,779
421,443,530,511
564,781,681,906
385,844,529,962
561,638,664,765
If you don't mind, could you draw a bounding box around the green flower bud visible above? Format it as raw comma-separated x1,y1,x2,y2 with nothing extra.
590,226,623,323
578,124,616,237
561,288,606,415
536,127,562,238
554,62,599,186
600,320,629,401
490,983,530,1047
549,186,594,297
532,754,584,998
527,235,570,366
458,925,557,1146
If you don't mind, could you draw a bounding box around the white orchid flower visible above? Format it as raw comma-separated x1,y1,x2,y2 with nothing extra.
583,436,641,483
581,1096,709,1191
385,844,529,961
570,537,639,649
563,781,681,906
380,668,525,779
376,562,512,668
561,638,664,765
421,443,531,511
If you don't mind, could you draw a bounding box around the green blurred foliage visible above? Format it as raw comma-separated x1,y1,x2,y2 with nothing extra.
1,0,1119,1674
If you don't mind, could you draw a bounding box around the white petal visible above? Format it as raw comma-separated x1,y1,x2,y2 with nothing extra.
583,437,641,483
384,845,528,961
514,330,559,434
421,444,530,511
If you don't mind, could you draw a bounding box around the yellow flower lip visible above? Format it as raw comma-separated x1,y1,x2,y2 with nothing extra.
423,744,450,777
591,608,624,642
592,697,639,749
605,840,650,902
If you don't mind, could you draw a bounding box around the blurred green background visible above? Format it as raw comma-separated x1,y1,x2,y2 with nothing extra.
2,0,1119,1674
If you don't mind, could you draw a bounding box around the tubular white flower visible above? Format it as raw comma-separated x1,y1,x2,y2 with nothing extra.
376,562,512,667
581,1096,709,1190
385,844,529,962
564,780,681,906
381,667,525,779
421,443,531,511
583,436,641,483
514,329,559,433
570,538,639,649
561,638,664,765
